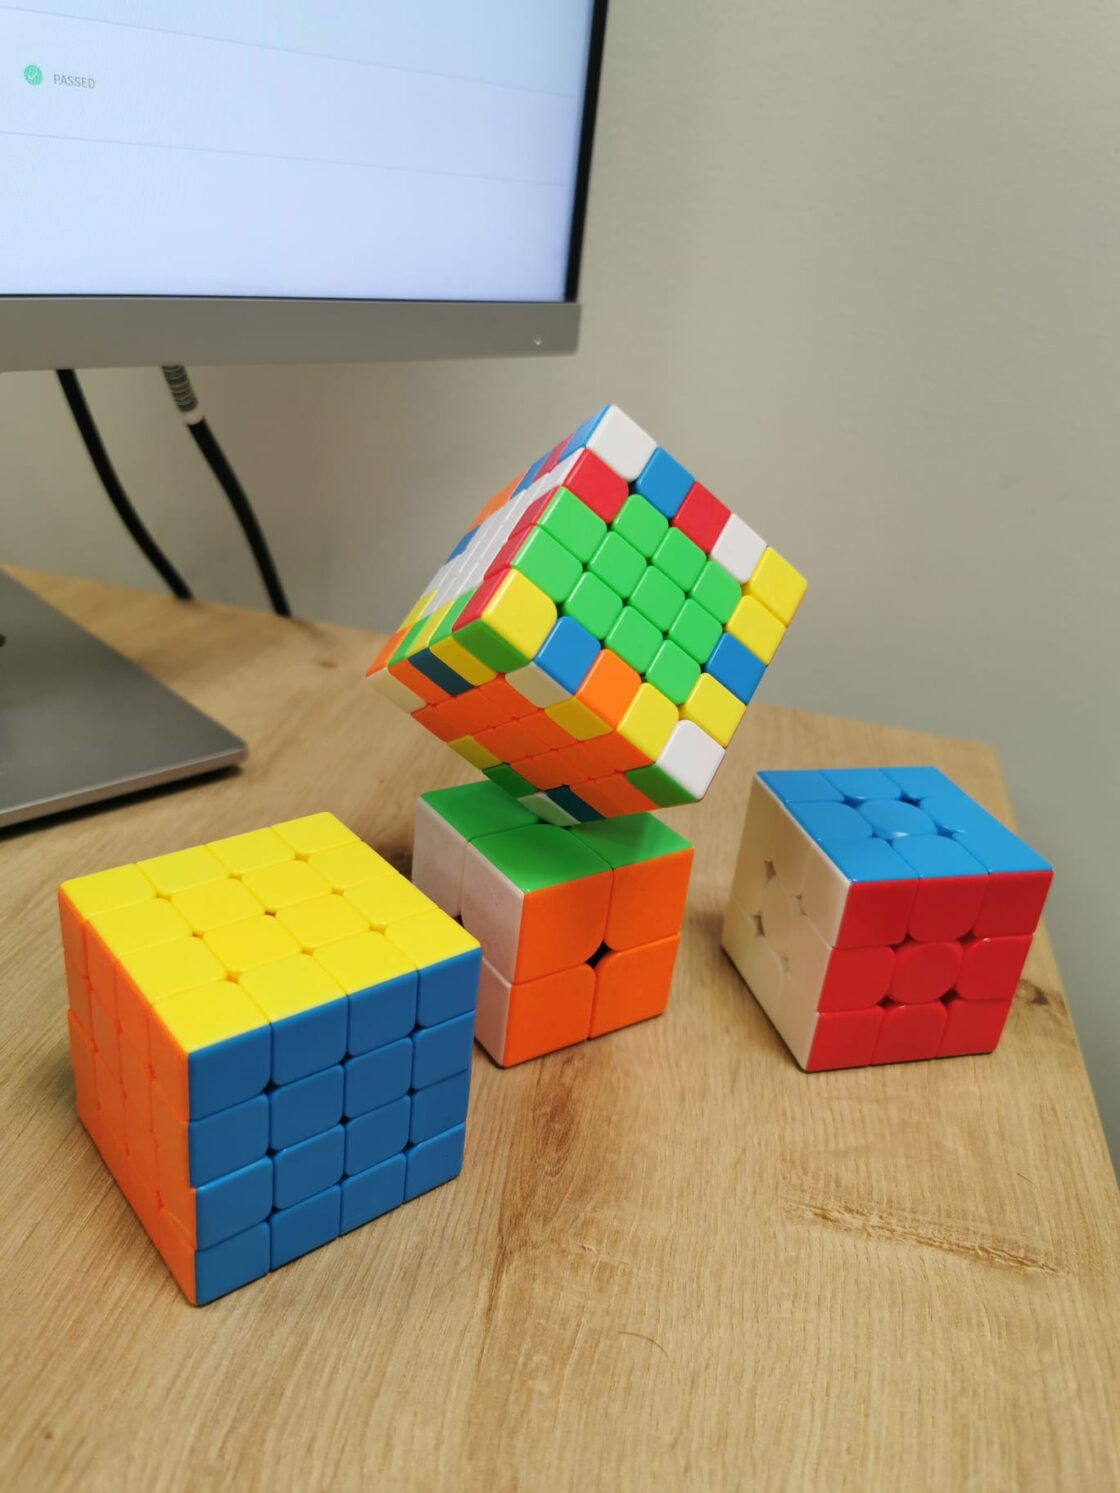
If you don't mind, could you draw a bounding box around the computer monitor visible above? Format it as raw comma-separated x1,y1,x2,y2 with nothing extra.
0,2,607,370
0,3,608,827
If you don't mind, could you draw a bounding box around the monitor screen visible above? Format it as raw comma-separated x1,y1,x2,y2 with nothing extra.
0,3,601,302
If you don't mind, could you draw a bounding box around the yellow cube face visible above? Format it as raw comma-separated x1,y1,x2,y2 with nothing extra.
727,594,786,666
747,547,807,626
618,683,679,761
59,813,481,1307
682,674,746,748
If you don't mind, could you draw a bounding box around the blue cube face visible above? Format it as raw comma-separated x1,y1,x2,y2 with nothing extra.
273,1125,345,1211
270,1066,344,1152
194,1223,271,1306
188,1094,269,1187
410,1070,471,1145
405,1125,466,1202
344,1096,411,1175
340,1155,406,1234
415,948,482,1027
343,1039,412,1118
348,971,417,1055
270,1186,342,1270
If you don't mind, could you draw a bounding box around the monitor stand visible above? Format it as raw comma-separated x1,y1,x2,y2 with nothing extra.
0,572,246,830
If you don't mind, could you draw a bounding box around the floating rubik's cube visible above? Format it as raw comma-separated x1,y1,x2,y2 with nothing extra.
367,405,807,820
723,768,1052,1071
59,813,480,1304
414,782,692,1065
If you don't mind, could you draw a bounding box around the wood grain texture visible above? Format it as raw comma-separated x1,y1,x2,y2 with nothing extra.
2,568,1117,1493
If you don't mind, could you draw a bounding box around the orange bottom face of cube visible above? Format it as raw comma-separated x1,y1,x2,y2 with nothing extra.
503,964,596,1065
590,936,681,1037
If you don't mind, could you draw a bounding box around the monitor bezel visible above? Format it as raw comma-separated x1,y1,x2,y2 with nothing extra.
0,0,609,371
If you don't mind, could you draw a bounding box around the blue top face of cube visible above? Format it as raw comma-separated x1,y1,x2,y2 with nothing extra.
758,765,1050,879
635,448,694,518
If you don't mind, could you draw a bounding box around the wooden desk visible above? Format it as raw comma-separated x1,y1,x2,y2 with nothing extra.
3,569,1117,1491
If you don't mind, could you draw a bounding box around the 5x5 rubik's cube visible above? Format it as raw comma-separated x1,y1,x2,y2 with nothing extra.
59,813,480,1304
367,404,807,820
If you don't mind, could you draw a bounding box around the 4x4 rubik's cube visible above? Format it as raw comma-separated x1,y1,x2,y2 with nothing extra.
369,405,806,1062
59,813,480,1304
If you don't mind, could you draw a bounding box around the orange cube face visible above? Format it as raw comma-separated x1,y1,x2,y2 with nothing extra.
413,783,693,1067
58,813,481,1306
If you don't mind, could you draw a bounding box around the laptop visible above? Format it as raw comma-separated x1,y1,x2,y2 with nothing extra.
0,572,247,829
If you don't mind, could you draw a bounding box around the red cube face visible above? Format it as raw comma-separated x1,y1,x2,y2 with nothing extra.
722,767,1051,1072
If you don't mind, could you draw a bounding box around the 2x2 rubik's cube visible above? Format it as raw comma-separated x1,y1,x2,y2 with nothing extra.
368,404,807,1061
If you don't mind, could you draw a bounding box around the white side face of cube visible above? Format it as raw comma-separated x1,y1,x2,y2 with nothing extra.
368,668,425,714
586,405,658,482
547,451,579,491
474,956,512,1066
505,660,571,709
657,721,725,799
771,803,817,900
800,843,855,947
730,780,786,911
411,799,468,919
759,875,799,958
710,513,768,584
459,845,525,983
521,792,579,827
722,891,818,1069
723,777,867,1069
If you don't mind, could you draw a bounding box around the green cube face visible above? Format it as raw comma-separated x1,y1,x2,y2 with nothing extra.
630,566,685,632
483,764,538,800
454,617,530,673
511,528,582,603
645,639,701,705
611,493,668,558
689,559,740,624
667,598,723,664
652,528,706,591
563,571,624,640
390,616,427,667
431,592,472,646
588,532,645,599
604,605,661,674
627,763,699,807
539,488,607,564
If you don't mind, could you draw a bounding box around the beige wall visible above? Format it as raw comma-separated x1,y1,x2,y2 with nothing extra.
4,1,1117,1156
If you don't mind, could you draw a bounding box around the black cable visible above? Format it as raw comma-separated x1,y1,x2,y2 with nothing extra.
161,366,292,617
56,369,194,600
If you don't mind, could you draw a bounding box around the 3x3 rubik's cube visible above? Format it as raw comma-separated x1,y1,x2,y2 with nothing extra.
60,813,479,1304
722,768,1053,1070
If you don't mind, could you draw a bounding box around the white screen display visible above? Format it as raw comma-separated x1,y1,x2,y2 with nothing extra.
0,2,598,300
